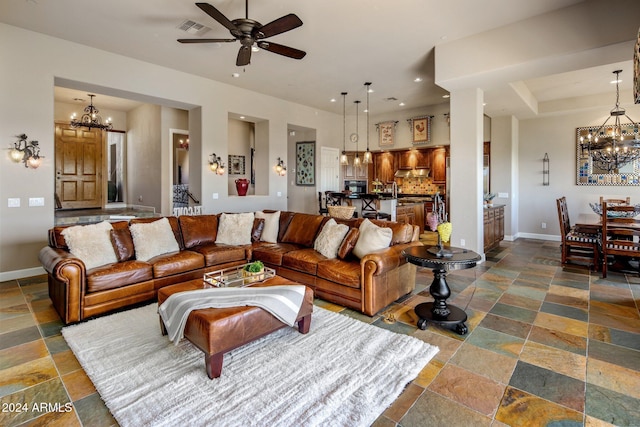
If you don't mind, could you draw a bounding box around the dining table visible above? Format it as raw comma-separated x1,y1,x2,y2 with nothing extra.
574,213,640,234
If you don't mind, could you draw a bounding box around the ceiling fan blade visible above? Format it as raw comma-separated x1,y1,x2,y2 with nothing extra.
253,14,302,39
236,46,252,66
196,2,241,36
178,38,237,43
257,41,306,60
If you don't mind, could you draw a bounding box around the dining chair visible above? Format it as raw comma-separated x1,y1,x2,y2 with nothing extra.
318,192,329,216
556,197,600,271
601,201,640,278
360,193,391,221
599,196,631,205
325,192,345,207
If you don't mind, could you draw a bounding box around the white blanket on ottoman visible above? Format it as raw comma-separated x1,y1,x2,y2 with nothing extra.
158,285,308,344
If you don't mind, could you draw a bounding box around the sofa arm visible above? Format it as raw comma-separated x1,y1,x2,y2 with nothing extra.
38,246,86,324
361,241,421,277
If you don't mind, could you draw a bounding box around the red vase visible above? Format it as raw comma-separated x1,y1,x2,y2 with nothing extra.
235,179,249,196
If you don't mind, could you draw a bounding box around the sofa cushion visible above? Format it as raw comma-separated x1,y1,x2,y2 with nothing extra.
255,211,280,243
148,250,205,278
317,258,361,289
180,214,218,248
281,213,325,247
252,218,265,242
130,216,183,249
129,217,180,262
86,260,153,293
215,213,255,245
251,242,303,266
369,219,414,245
61,221,118,270
277,211,296,242
110,228,135,262
337,228,360,260
190,244,247,267
352,219,393,259
282,248,326,275
313,218,349,259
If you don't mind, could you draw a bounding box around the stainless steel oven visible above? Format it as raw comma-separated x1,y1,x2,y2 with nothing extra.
344,180,367,194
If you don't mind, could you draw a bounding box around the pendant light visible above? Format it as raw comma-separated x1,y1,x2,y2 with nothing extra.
340,92,349,165
353,100,361,168
362,82,373,164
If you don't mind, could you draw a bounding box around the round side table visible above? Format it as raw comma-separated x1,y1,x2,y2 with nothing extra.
403,245,480,335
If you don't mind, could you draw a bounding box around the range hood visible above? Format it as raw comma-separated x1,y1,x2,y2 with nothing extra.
394,168,430,178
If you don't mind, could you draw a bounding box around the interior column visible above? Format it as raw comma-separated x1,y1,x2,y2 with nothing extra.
449,88,484,256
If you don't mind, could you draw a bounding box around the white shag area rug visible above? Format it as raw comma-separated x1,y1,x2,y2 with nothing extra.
62,304,438,427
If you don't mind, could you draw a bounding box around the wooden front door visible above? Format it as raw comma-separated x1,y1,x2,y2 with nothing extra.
55,122,104,209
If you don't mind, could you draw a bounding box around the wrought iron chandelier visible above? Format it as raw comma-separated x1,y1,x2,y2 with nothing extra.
70,94,113,131
580,70,640,172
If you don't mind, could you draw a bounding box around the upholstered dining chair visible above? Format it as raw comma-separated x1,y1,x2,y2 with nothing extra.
599,196,631,205
360,193,391,221
556,197,600,270
601,201,640,278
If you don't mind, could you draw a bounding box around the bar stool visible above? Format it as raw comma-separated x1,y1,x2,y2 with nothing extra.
360,193,391,220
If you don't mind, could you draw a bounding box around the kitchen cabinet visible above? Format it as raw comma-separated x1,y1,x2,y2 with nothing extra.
396,149,430,170
396,202,425,233
431,147,447,182
343,153,368,180
372,152,395,184
483,205,504,252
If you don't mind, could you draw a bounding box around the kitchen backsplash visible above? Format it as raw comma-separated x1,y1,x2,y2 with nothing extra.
399,177,442,194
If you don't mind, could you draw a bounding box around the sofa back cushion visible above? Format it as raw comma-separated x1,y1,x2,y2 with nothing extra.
49,220,130,250
281,213,325,247
110,227,135,261
277,211,296,242
179,214,219,248
368,219,414,245
337,227,359,260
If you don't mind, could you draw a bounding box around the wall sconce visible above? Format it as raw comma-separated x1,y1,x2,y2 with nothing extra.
275,157,287,176
209,153,225,175
10,134,43,169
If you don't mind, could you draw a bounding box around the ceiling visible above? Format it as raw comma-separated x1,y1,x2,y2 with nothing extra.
1,0,636,117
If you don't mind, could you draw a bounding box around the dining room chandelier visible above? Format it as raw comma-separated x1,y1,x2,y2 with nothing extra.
70,94,113,131
580,70,640,172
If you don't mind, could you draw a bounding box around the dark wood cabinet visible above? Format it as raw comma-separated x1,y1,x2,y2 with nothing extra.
483,205,504,252
396,203,425,233
431,147,447,182
372,152,395,183
397,150,430,170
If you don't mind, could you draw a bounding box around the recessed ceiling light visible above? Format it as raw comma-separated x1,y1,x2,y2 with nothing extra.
414,77,423,83
442,94,450,98
330,98,336,103
232,73,240,78
239,116,245,119
367,88,374,93
399,102,405,106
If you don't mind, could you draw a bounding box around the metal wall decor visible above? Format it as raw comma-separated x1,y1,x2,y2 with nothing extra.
376,121,398,146
408,115,433,144
295,141,315,185
543,153,550,186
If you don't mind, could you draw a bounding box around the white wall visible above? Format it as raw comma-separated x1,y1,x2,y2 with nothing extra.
518,102,640,240
0,23,341,277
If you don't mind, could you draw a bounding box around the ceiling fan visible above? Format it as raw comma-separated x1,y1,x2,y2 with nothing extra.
178,1,306,66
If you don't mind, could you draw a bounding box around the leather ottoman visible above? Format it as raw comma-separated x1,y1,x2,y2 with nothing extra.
157,276,314,379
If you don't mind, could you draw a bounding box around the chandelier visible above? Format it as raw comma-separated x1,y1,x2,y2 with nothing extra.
580,70,640,172
70,94,113,131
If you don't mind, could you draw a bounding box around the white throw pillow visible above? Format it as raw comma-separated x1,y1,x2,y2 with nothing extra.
314,218,349,259
215,212,255,245
352,219,393,259
129,218,180,262
255,211,280,243
61,221,118,270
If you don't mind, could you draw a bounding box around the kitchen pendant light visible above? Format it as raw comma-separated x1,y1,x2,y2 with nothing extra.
353,100,361,168
362,82,373,164
340,92,349,166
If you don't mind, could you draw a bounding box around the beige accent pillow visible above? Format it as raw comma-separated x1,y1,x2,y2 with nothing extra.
255,211,280,243
352,219,393,259
215,212,255,245
313,218,349,259
61,221,118,270
129,217,180,262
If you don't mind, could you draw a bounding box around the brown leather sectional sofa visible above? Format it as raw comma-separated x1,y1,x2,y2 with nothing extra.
39,211,421,324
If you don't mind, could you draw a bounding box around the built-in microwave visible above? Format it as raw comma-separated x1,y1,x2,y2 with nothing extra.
344,180,367,194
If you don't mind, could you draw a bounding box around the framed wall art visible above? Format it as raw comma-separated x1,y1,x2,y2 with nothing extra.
409,115,432,144
376,121,397,147
635,25,639,104
228,155,245,175
295,141,315,186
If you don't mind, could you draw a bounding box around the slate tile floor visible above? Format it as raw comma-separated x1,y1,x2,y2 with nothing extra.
1,238,639,426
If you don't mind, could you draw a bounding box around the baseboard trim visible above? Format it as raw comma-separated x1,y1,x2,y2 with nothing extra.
516,232,561,242
0,267,46,282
